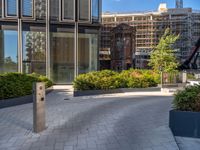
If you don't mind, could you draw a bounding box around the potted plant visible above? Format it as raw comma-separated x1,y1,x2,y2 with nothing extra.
169,85,200,138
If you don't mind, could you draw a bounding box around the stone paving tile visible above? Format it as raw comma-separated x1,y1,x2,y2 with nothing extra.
0,90,179,150
176,136,200,150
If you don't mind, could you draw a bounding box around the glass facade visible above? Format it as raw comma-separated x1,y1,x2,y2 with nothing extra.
22,26,46,75
50,0,59,20
35,0,46,20
6,0,17,17
22,0,33,17
0,0,101,84
79,0,90,21
50,29,74,84
0,1,2,17
0,29,18,73
78,29,98,74
62,0,74,20
92,0,100,22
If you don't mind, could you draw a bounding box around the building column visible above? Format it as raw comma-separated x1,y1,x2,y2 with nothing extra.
18,18,23,73
46,0,50,78
74,22,78,77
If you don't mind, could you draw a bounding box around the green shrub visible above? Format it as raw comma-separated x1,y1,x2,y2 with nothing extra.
187,73,195,80
119,69,158,88
73,70,121,90
29,73,53,88
173,85,200,112
73,69,159,90
0,72,53,100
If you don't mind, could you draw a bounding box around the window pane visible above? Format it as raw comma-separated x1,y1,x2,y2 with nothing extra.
35,0,46,19
50,29,74,84
0,1,2,17
78,29,98,74
0,30,18,73
22,28,46,75
79,0,90,21
22,0,33,17
50,0,59,20
63,0,74,20
6,0,17,16
92,0,99,22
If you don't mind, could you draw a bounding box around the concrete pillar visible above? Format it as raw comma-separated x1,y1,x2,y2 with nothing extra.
182,72,187,83
33,82,46,133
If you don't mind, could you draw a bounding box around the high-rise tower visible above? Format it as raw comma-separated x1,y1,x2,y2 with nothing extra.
176,0,183,8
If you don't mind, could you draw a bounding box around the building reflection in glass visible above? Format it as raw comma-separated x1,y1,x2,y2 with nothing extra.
0,30,18,73
78,29,98,74
22,30,46,75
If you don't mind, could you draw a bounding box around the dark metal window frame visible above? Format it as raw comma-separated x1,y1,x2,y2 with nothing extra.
78,0,91,23
91,0,100,22
21,0,35,20
4,0,18,18
60,0,75,22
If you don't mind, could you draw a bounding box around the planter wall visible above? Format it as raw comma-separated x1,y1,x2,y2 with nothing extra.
169,110,200,138
0,87,53,109
74,87,160,97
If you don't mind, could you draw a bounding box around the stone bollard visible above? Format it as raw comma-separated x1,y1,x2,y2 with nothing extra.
33,82,46,133
182,72,187,83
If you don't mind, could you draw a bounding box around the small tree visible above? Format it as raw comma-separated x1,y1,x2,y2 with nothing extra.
148,28,179,73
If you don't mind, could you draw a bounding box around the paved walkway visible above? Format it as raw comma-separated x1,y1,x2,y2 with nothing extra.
176,136,200,150
0,90,179,150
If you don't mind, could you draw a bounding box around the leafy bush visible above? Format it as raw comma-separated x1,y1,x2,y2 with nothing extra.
73,69,159,90
73,70,122,90
187,73,195,80
173,85,200,112
0,72,53,100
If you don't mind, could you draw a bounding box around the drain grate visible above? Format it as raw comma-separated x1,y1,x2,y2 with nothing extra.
64,98,70,100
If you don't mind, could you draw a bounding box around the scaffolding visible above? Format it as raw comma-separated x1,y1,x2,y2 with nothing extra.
101,5,200,69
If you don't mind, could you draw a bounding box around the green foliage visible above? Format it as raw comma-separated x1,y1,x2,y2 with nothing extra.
173,85,200,112
0,72,53,100
73,70,122,90
29,73,53,88
73,69,159,90
148,28,179,73
187,73,195,80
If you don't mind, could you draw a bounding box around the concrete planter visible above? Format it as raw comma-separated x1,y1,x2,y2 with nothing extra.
169,110,200,138
74,87,160,97
0,87,53,109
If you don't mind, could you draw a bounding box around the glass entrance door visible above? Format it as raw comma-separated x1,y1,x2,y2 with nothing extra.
50,30,74,84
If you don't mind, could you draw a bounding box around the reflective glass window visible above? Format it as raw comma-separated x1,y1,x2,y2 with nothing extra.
0,1,2,17
62,0,74,20
50,0,59,20
92,0,99,22
50,28,74,84
6,0,17,16
22,0,33,17
22,26,46,75
35,0,46,19
79,0,90,21
0,30,18,73
78,29,98,74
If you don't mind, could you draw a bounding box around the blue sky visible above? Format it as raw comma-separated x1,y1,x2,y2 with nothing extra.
102,0,200,12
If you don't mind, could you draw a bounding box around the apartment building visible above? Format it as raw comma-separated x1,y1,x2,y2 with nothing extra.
101,1,200,69
0,0,101,84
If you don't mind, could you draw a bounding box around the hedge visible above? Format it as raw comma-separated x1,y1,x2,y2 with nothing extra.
73,69,160,91
173,85,200,112
0,72,53,100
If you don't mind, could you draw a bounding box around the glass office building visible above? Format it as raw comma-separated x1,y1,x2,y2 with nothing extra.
0,0,101,84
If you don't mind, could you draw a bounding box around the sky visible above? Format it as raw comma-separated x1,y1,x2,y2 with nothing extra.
102,0,200,13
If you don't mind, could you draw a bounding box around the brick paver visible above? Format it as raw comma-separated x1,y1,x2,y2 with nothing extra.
0,90,179,150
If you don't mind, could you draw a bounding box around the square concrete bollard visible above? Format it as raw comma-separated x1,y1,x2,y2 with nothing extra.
33,82,46,133
182,72,187,83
